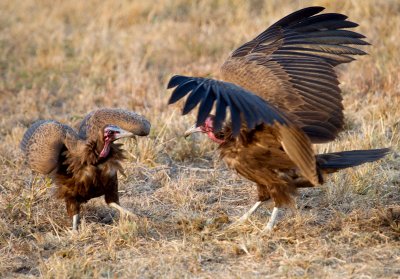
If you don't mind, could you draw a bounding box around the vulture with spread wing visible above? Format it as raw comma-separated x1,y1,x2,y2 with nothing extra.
21,108,150,230
167,7,389,230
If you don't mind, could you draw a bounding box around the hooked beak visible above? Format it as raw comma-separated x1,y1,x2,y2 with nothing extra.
184,124,202,138
114,128,134,140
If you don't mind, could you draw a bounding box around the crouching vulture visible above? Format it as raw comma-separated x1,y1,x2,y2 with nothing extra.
167,7,389,231
20,108,150,230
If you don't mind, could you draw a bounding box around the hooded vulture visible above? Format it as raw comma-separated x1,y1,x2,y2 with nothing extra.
167,7,389,231
21,108,150,230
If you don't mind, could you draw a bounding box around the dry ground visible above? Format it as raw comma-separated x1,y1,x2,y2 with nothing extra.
1,0,400,278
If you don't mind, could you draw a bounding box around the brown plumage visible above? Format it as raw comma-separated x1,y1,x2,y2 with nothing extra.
167,7,389,230
21,108,150,230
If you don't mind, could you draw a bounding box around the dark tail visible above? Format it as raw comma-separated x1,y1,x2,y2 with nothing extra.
317,148,390,172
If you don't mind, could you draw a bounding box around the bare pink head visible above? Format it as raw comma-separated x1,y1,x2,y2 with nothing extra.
99,125,134,158
184,115,225,144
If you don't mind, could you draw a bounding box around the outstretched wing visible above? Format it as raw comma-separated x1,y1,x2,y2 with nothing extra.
221,6,368,143
167,75,318,185
21,120,78,174
78,108,151,140
168,75,287,135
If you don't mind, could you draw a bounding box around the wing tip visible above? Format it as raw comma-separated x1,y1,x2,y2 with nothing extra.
137,118,151,136
167,97,176,105
167,75,196,105
167,75,186,89
308,6,325,12
379,147,392,156
297,6,325,14
344,20,359,28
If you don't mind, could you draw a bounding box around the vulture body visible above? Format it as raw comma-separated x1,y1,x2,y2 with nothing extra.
21,108,150,230
167,7,389,230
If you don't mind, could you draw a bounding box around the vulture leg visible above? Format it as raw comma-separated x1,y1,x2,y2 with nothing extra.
234,201,263,224
109,202,136,218
66,198,81,230
231,183,273,226
105,175,136,219
263,207,279,232
72,214,79,231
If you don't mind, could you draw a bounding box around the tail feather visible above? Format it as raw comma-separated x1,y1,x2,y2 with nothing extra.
317,148,390,171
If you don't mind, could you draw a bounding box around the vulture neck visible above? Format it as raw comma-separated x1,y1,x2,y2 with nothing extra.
90,134,126,163
207,131,225,144
63,139,126,177
93,136,112,160
69,134,114,165
214,126,233,146
90,130,112,160
99,138,112,158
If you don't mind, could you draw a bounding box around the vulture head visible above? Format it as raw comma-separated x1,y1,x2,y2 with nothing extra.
184,115,225,144
99,124,134,158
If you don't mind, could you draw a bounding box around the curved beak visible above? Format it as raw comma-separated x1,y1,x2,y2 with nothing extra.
184,124,202,138
114,128,134,140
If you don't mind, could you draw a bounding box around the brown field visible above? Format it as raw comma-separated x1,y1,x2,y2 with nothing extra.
1,0,400,278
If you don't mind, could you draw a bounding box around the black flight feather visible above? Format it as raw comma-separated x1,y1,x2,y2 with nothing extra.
167,75,288,137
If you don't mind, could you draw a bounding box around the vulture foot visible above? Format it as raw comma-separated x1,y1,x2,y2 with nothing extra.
262,207,279,232
72,214,79,231
109,202,136,219
234,201,263,225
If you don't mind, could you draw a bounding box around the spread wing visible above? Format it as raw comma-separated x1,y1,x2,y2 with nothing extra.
167,75,318,185
78,108,151,140
20,120,79,174
220,6,368,143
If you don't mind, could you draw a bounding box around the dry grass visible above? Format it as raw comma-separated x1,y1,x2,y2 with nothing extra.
0,0,399,278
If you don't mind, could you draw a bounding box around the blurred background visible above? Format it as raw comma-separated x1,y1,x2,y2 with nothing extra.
0,0,399,278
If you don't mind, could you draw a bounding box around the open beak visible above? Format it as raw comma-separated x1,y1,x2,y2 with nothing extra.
114,128,134,140
184,124,202,139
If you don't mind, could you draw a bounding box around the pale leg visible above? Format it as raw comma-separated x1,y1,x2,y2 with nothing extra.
72,214,79,231
263,207,279,231
235,201,263,224
109,202,136,218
